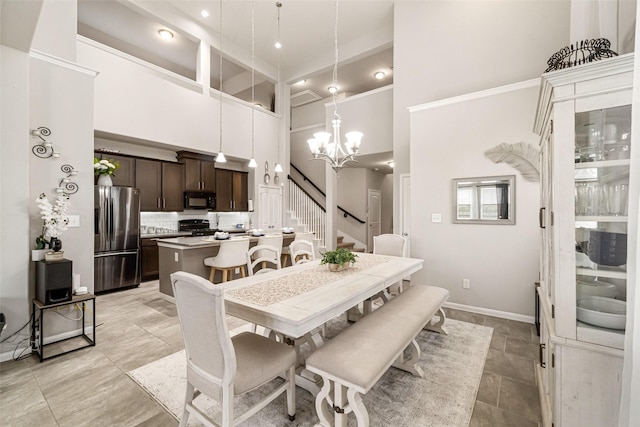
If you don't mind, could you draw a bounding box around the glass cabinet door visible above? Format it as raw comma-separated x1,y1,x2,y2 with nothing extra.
574,104,630,346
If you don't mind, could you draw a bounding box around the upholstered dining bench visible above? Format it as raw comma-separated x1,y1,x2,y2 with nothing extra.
305,284,450,427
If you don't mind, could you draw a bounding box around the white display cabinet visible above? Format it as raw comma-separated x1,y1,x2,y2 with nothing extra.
533,54,633,427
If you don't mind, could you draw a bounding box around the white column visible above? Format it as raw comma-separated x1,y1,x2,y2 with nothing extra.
325,163,337,250
196,40,210,94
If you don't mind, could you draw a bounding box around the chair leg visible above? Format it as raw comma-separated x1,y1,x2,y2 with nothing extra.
180,382,195,427
221,386,234,427
221,269,227,283
240,266,246,278
208,267,215,282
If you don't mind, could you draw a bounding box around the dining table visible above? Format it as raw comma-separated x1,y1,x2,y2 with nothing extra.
222,252,424,394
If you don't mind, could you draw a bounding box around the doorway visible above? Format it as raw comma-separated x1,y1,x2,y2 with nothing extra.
367,189,381,251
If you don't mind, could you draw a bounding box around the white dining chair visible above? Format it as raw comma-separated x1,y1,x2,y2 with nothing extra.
289,240,316,265
254,235,283,269
374,233,408,294
359,233,409,316
203,238,250,283
282,231,315,266
171,271,296,427
373,233,408,258
246,244,281,276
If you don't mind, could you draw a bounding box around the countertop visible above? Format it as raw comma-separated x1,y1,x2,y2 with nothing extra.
156,233,296,249
141,232,191,239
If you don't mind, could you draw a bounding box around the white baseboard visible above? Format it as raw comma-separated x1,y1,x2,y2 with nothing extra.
443,301,535,324
0,326,94,363
0,346,31,363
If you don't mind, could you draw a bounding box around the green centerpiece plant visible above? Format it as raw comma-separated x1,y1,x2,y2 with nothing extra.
320,247,358,271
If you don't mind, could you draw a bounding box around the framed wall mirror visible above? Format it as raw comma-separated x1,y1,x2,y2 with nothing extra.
453,175,515,224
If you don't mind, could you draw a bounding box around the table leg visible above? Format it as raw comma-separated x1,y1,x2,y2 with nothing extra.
334,384,348,427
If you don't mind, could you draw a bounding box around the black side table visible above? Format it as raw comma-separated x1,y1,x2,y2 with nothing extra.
31,293,96,362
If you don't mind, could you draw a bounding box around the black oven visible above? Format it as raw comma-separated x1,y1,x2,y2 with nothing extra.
184,191,216,210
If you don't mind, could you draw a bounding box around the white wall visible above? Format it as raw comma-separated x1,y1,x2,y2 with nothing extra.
0,45,32,357
29,54,97,335
394,1,571,319
393,0,571,234
409,81,541,317
77,37,278,211
1,0,96,359
31,0,76,61
77,38,278,162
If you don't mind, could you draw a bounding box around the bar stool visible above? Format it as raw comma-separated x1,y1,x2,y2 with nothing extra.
204,238,250,283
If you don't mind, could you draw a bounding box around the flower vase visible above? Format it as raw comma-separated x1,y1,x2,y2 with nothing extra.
97,174,113,186
328,263,349,272
50,237,62,252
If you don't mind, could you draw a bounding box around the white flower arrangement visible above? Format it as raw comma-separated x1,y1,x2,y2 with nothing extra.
36,193,70,247
94,158,119,176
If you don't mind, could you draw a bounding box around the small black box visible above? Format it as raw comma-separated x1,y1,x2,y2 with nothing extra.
36,259,72,305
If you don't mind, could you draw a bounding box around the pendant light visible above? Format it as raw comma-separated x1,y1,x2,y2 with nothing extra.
273,2,284,174
248,1,257,168
215,0,226,164
307,0,363,174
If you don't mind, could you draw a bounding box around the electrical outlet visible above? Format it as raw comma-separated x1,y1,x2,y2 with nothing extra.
431,213,442,223
462,278,471,289
174,252,179,262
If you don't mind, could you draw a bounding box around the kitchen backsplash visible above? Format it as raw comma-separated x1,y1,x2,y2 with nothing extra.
141,211,252,232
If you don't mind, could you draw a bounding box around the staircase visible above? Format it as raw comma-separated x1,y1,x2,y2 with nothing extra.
337,235,365,252
286,173,366,252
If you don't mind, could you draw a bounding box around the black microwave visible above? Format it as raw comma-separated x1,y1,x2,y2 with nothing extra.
184,191,216,210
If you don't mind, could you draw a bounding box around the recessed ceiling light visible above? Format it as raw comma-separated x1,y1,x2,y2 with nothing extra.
374,71,385,80
275,41,282,49
158,29,174,40
295,79,306,85
201,10,209,18
388,161,395,168
328,86,337,94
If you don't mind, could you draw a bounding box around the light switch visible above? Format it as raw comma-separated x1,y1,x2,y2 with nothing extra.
67,215,80,227
431,213,442,223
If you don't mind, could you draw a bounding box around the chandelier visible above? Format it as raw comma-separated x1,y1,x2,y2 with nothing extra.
307,0,363,174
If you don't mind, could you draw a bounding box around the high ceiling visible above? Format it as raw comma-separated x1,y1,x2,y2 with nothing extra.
77,0,395,172
78,0,394,101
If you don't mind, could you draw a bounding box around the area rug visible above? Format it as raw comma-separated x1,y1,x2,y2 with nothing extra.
128,318,492,426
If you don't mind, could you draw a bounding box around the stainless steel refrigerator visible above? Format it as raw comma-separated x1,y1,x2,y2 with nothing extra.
94,186,141,293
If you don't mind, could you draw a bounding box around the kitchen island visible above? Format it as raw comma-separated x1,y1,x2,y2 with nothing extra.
156,234,296,298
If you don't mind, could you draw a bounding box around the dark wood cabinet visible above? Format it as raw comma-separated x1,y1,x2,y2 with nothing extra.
178,151,216,192
94,153,135,187
183,158,215,191
233,171,249,211
141,238,159,281
135,159,184,211
162,162,184,211
215,169,248,212
136,159,162,211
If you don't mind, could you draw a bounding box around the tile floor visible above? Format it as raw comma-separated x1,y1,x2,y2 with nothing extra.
0,281,541,426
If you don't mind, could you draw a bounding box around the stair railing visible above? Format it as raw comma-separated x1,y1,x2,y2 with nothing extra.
289,164,365,224
287,176,326,248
